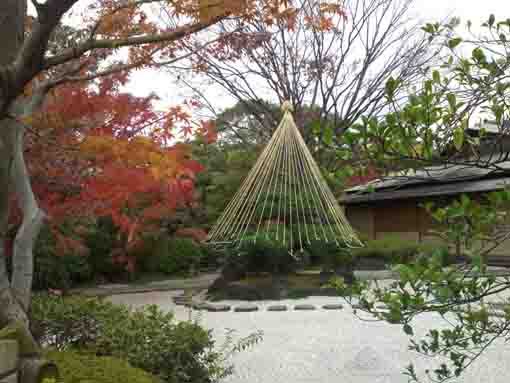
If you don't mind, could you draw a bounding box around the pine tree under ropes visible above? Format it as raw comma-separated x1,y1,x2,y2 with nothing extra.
207,101,362,253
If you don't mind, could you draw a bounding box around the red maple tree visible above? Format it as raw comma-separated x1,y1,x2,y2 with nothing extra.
13,72,213,272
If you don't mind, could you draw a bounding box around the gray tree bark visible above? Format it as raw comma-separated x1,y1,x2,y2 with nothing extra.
0,1,41,357
9,108,46,312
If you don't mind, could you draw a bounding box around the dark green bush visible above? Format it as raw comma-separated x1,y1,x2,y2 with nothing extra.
304,240,354,269
85,216,126,278
201,246,223,270
46,349,158,383
352,236,449,265
32,294,225,383
234,238,296,274
129,232,160,273
97,306,219,383
156,237,203,275
31,294,126,349
33,253,92,291
16,225,94,291
140,236,204,276
318,245,355,271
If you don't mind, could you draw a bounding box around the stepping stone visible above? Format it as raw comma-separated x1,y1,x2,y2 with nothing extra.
191,302,208,310
322,304,343,310
205,304,231,312
234,304,259,312
267,305,288,312
294,304,316,311
172,296,190,306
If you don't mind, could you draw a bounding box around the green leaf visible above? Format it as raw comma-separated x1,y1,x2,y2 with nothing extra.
424,80,433,94
497,19,510,30
460,194,471,207
385,77,398,99
489,14,495,27
323,125,333,145
448,37,462,49
432,70,441,83
447,93,457,111
472,254,483,269
310,120,321,136
453,127,464,150
472,47,486,63
422,23,435,34
403,324,414,336
385,113,397,126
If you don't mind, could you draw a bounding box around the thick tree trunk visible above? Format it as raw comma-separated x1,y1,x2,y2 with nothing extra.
0,1,26,64
0,120,43,383
0,130,39,364
10,119,45,311
0,121,40,353
0,123,14,302
0,0,41,362
0,0,23,297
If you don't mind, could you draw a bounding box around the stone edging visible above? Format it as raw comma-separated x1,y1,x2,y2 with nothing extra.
72,267,510,298
71,273,220,297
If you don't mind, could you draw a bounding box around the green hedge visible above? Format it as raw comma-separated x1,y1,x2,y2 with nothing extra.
28,220,212,290
45,350,158,383
304,240,355,271
85,216,127,278
32,294,227,383
7,225,93,291
228,238,297,274
139,236,204,276
352,237,450,265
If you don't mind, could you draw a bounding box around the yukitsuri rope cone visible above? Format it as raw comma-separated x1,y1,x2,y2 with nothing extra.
207,101,362,254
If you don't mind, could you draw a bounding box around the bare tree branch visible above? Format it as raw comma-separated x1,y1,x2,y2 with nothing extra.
165,0,437,164
44,15,225,69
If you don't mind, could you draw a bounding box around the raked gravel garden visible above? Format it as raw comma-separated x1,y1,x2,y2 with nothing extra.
108,276,510,383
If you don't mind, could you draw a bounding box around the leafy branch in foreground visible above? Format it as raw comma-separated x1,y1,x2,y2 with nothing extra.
334,13,510,378
334,192,510,382
340,14,510,178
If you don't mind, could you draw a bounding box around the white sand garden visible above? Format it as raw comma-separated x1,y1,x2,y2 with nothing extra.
109,284,510,383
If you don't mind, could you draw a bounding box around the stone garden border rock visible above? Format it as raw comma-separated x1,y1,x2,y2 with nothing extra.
234,305,259,312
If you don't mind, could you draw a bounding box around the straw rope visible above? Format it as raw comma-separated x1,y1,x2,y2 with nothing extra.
207,101,362,252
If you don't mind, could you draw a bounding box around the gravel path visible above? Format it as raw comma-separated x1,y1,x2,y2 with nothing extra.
108,290,510,383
